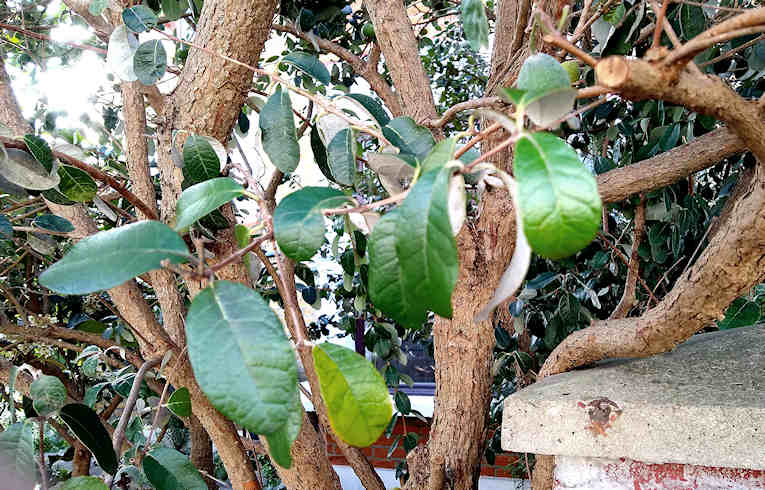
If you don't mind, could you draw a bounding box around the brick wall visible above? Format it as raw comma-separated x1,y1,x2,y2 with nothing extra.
555,456,765,489
324,416,524,478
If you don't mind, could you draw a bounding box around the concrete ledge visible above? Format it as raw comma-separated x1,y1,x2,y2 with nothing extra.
502,326,765,469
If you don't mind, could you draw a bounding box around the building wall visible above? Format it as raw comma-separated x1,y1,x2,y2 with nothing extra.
325,416,526,479
555,456,765,490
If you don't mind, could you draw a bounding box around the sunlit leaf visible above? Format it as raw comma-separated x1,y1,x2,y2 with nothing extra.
166,387,191,417
57,165,97,202
515,54,576,126
342,93,390,127
313,343,392,447
88,0,108,15
514,132,601,259
161,0,188,20
186,281,298,435
40,221,189,295
366,152,415,195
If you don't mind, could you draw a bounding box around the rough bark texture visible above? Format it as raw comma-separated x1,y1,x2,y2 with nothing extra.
364,0,439,123
71,445,91,477
0,57,30,136
189,415,217,490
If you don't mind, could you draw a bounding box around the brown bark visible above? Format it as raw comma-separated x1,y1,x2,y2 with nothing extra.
71,444,91,477
364,0,439,123
189,415,216,490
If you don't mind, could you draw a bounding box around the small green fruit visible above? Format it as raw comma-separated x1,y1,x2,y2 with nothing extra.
562,61,580,84
362,22,375,39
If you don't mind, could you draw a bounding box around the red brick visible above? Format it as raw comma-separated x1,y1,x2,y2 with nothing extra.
360,446,373,457
480,466,495,476
371,458,396,469
373,446,391,459
328,455,347,466
494,467,515,478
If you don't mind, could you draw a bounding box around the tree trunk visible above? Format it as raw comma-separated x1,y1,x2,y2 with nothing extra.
71,444,91,477
189,415,216,490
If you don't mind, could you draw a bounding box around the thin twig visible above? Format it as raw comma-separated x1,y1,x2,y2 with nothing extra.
207,233,273,278
322,191,409,216
698,33,765,67
652,0,671,48
0,22,107,54
610,195,646,319
425,97,507,128
12,226,73,237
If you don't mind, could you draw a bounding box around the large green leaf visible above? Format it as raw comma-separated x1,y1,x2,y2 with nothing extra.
461,0,489,51
134,40,167,86
264,390,303,469
514,132,601,259
0,148,60,190
312,343,392,447
39,220,189,295
382,117,435,160
175,177,244,230
273,187,351,261
57,165,97,202
282,52,330,84
57,476,109,489
326,128,356,186
143,447,207,490
310,125,335,183
30,374,67,416
60,404,118,475
368,160,459,328
161,0,188,20
260,85,300,173
24,134,54,172
166,387,191,417
182,134,221,185
718,297,761,330
122,5,158,33
343,93,390,127
186,281,298,435
33,214,75,233
0,422,36,483
42,187,76,206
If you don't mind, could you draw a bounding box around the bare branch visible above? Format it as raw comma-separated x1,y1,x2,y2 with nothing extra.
424,97,507,128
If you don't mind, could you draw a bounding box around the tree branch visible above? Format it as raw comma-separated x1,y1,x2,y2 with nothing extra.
424,96,507,128
271,24,401,116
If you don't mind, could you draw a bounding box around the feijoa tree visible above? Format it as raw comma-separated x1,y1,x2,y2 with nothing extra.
2,1,765,489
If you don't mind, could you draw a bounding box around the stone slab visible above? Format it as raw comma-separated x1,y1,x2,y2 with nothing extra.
502,326,765,469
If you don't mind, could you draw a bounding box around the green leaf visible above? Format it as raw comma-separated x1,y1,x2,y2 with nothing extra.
143,447,208,490
39,220,189,295
421,137,457,173
166,387,191,417
0,214,12,239
382,117,435,160
461,0,489,51
42,188,76,206
394,390,411,415
134,40,167,85
343,93,390,126
88,0,109,15
514,132,601,259
282,52,331,84
186,281,298,434
30,375,67,416
161,0,188,20
326,128,356,186
264,390,303,469
718,297,761,330
368,163,459,328
83,383,109,407
0,423,36,483
60,403,118,475
312,343,392,447
33,214,74,233
499,88,526,105
260,85,300,173
175,177,244,230
182,134,221,184
273,187,351,261
122,5,159,33
57,476,109,489
516,54,576,126
57,165,97,202
24,134,54,172
0,148,60,190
